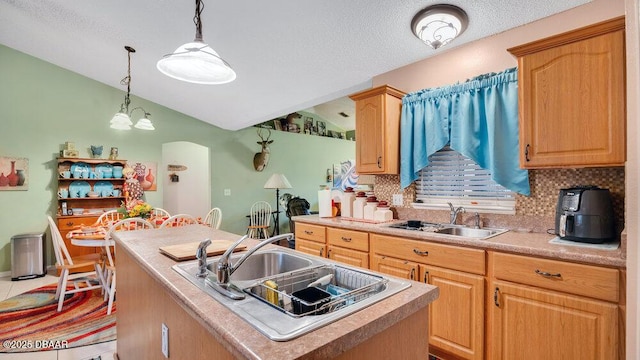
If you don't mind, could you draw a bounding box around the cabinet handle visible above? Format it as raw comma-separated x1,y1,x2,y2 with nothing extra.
327,249,332,258
535,269,562,278
410,268,415,280
319,248,324,257
304,230,313,235
525,144,531,162
423,271,429,283
340,236,352,242
494,287,500,307
377,156,382,168
66,222,74,227
413,249,428,256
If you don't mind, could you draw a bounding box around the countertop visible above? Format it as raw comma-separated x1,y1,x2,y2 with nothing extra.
292,215,626,268
113,225,439,360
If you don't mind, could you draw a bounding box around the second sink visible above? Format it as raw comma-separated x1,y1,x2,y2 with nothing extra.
207,250,313,281
435,226,506,239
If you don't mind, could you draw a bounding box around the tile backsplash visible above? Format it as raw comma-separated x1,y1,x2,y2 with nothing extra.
373,167,625,234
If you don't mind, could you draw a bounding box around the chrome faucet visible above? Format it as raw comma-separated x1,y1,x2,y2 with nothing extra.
207,233,294,300
196,238,211,278
474,212,481,229
447,202,465,224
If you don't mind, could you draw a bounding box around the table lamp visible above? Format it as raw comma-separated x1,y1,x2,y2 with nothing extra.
264,173,293,235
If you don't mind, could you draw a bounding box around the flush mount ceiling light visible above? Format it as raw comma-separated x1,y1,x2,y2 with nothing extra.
411,4,468,50
156,0,236,85
110,46,155,130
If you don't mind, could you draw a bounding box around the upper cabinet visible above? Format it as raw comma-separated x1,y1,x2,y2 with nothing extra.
508,17,626,169
349,85,406,174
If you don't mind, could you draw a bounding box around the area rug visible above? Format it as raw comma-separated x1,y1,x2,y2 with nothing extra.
0,283,116,353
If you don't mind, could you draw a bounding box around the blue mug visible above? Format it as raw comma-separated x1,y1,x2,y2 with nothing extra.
112,166,123,179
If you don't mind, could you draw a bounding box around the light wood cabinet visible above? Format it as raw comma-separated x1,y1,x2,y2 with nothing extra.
295,222,326,257
295,238,325,258
488,251,620,359
508,17,626,168
349,85,405,174
370,234,485,360
326,227,369,268
421,266,485,360
489,280,618,360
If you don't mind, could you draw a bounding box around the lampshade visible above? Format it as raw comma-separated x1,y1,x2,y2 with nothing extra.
134,117,155,130
157,0,236,85
411,4,468,50
264,173,292,189
157,41,236,85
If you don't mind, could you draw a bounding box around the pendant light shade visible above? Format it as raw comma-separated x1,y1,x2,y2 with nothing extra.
110,46,155,130
411,4,468,50
157,0,236,85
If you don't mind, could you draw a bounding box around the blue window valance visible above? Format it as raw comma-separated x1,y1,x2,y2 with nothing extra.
400,67,530,195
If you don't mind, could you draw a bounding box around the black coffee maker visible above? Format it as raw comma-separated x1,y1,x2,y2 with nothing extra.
554,186,616,244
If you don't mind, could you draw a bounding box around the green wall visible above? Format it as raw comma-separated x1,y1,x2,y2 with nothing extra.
0,45,354,272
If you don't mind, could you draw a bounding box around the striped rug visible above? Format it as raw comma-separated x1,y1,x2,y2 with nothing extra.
0,283,116,353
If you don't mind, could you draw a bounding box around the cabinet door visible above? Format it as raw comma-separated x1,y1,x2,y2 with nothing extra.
370,254,418,280
421,265,485,360
490,280,618,360
327,246,368,268
295,238,325,258
350,85,404,174
510,18,625,168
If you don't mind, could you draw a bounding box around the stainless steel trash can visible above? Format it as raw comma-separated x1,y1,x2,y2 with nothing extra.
11,232,46,281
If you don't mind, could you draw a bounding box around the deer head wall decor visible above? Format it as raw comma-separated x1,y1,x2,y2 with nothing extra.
253,128,273,172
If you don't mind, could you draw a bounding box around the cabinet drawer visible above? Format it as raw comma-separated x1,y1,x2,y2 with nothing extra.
327,227,369,252
490,252,619,303
328,246,369,269
294,223,326,243
371,234,485,275
57,216,99,230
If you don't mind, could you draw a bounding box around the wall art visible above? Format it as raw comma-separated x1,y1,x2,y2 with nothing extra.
128,161,157,191
0,157,29,190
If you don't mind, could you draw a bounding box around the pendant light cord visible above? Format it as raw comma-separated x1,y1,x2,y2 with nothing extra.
194,0,204,42
121,46,136,113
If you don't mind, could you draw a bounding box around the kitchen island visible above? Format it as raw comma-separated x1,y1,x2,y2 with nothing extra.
113,225,439,360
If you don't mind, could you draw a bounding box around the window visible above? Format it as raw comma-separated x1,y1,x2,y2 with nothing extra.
413,146,515,214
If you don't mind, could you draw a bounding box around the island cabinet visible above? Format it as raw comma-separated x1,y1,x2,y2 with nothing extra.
508,17,626,168
488,252,620,360
326,227,369,268
294,222,326,257
370,234,486,360
348,85,406,174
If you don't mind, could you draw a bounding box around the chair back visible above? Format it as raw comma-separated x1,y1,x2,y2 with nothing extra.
153,207,171,218
97,209,124,227
250,201,272,228
47,215,73,266
286,197,310,235
159,214,198,228
204,208,222,229
105,218,154,266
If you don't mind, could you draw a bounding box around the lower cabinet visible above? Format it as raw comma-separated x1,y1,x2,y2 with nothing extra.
296,238,326,258
489,280,618,360
421,266,485,360
370,234,486,360
327,246,369,268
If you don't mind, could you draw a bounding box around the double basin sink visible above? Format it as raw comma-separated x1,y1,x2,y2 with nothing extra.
387,222,508,240
173,247,411,341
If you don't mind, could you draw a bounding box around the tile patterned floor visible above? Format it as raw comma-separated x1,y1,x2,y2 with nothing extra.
0,272,117,360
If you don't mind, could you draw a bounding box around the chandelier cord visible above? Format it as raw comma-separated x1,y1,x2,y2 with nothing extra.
194,0,204,42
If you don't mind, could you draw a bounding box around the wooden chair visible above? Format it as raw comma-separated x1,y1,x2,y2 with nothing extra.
247,201,272,239
102,218,154,315
96,209,123,227
158,214,199,228
47,216,104,312
152,207,171,218
203,207,222,229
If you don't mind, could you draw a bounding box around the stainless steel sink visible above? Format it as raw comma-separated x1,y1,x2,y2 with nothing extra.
173,248,411,341
435,226,507,239
206,250,313,281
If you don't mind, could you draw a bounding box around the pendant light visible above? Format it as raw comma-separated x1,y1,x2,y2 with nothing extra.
411,4,468,50
156,0,236,84
110,46,155,130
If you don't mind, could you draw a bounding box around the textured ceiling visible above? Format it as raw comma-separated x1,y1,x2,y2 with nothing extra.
0,0,589,131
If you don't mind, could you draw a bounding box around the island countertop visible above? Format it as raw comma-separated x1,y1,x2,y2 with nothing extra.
291,215,626,268
113,225,439,360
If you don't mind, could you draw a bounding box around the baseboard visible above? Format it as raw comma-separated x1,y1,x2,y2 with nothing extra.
0,270,11,278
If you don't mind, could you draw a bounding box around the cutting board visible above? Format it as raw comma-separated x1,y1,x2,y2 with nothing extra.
159,240,247,261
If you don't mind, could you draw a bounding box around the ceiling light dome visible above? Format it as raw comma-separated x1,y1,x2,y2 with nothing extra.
157,0,236,85
411,4,468,50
